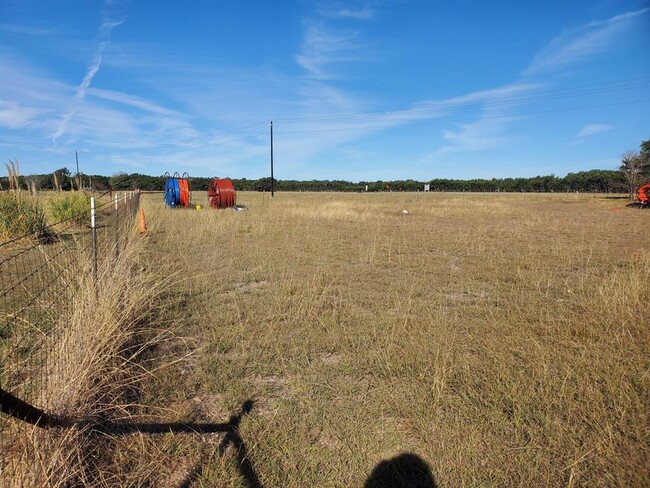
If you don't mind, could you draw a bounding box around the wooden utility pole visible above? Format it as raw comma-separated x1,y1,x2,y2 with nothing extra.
75,151,80,190
270,121,275,198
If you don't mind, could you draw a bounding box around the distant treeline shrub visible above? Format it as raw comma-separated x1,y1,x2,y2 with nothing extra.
0,168,628,194
104,169,628,193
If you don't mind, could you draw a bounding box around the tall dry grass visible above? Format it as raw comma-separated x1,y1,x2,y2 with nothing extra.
4,219,179,487
0,160,46,239
0,192,46,240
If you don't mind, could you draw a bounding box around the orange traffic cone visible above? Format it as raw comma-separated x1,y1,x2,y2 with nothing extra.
139,208,148,234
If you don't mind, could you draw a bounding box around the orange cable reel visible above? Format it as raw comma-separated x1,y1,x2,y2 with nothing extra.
208,178,236,209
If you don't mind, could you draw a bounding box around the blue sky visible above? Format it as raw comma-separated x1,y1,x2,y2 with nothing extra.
1,1,649,181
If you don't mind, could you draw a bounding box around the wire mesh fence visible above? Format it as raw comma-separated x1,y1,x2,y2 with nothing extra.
0,190,141,470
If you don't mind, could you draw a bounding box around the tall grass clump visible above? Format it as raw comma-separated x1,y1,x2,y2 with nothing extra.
4,224,177,487
0,191,46,239
49,191,91,225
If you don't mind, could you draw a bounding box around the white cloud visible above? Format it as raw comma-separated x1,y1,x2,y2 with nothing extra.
439,116,521,153
578,124,612,137
296,23,363,79
0,57,220,161
278,82,537,136
318,1,376,21
418,10,646,162
336,7,375,20
0,102,44,129
525,8,649,75
268,81,541,174
339,146,377,160
0,23,54,36
0,56,72,137
87,87,184,117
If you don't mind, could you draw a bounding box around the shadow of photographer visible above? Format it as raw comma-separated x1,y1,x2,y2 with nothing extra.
365,452,438,488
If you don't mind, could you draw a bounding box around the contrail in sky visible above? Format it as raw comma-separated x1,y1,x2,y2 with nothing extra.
52,16,124,144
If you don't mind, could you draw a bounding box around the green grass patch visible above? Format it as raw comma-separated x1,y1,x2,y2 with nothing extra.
48,192,91,225
0,192,46,240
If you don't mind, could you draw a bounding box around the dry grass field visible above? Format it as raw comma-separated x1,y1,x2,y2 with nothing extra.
4,190,648,487
119,191,648,487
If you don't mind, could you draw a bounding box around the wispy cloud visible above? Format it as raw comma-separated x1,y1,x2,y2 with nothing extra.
0,23,54,36
87,87,184,117
0,101,44,129
525,8,649,75
0,55,71,133
296,23,364,79
318,1,376,20
270,82,540,175
0,55,212,164
439,115,522,153
52,15,125,143
578,123,612,137
338,7,375,20
422,10,646,161
284,82,537,134
297,1,379,79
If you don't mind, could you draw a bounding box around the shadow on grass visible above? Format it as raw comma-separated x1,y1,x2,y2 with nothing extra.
365,452,438,488
4,391,436,488
92,399,263,488
2,388,260,486
101,408,436,488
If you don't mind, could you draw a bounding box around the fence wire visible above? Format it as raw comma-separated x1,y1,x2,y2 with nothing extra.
0,190,140,471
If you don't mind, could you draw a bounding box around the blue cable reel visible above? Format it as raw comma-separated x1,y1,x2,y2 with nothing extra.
163,172,182,207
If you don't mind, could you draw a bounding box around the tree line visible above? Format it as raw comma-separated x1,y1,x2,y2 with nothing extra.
2,139,647,195
0,168,630,194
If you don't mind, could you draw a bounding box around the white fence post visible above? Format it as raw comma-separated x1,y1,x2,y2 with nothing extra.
90,197,97,285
